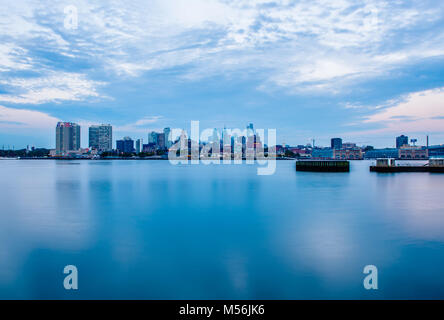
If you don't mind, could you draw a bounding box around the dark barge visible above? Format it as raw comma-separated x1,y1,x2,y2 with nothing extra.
296,160,350,172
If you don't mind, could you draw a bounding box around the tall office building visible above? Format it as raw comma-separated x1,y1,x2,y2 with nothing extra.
157,132,166,149
212,128,219,143
331,138,343,150
89,124,112,152
164,127,171,149
247,123,254,136
136,139,142,153
56,122,81,155
148,131,158,145
116,137,134,153
396,135,409,149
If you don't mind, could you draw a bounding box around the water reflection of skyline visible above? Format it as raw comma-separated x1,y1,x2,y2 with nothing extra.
0,160,444,299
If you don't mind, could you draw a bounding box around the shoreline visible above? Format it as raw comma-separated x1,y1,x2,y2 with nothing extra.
3,157,298,161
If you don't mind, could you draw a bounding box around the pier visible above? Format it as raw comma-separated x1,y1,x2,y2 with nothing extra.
296,160,350,172
370,158,444,173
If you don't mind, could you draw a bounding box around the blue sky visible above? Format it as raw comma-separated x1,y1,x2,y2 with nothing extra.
1,0,444,149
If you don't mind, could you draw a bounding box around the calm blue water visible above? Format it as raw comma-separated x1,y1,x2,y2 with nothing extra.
1,160,444,299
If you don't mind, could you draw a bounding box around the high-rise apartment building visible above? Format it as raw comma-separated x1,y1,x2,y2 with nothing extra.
56,122,81,155
89,124,112,152
116,137,134,154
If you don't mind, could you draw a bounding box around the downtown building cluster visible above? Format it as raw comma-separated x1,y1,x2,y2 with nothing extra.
51,122,264,159
50,121,444,160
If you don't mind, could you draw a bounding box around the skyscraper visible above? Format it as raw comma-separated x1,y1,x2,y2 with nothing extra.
116,137,134,154
212,128,219,143
331,138,343,150
56,122,81,155
247,123,254,136
136,139,142,153
89,124,112,152
396,135,409,149
164,127,171,149
148,131,158,145
157,132,166,149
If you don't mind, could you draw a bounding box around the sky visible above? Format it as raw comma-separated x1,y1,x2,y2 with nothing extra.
1,0,444,149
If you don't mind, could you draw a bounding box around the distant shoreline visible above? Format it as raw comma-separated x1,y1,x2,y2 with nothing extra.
1,157,430,161
4,157,298,161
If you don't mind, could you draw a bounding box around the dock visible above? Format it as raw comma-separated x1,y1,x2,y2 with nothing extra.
296,160,350,172
370,158,444,173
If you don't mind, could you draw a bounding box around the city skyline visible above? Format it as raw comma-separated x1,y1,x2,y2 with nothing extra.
1,1,444,149
2,119,443,152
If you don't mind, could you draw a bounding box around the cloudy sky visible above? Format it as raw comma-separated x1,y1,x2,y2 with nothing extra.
1,0,444,149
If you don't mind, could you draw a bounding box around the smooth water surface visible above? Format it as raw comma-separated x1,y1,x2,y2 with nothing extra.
1,160,444,299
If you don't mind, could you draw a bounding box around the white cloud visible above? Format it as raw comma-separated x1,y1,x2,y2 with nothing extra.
362,88,444,133
0,44,33,72
115,116,164,133
344,88,444,140
0,73,106,104
0,0,443,93
0,105,59,129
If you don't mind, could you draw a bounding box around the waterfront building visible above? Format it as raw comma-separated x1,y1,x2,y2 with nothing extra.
89,124,112,152
334,148,363,160
399,146,428,159
342,142,357,149
428,145,444,158
364,148,399,159
56,122,81,155
288,148,308,156
396,135,409,148
275,145,285,156
312,148,334,159
331,138,343,150
116,137,134,154
142,143,157,153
